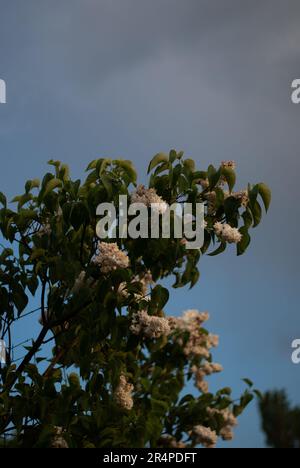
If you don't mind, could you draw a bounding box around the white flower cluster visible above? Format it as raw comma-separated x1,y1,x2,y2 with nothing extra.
214,222,242,244
94,242,130,274
191,362,223,394
221,160,236,171
114,375,134,411
130,310,171,339
207,408,238,441
51,426,68,449
131,185,168,214
171,310,219,359
190,425,218,449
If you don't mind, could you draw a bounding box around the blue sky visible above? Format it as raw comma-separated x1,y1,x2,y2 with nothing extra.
1,0,300,448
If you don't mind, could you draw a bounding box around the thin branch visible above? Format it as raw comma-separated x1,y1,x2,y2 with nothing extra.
41,280,47,326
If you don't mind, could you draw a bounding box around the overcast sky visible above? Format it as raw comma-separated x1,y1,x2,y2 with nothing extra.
1,0,300,447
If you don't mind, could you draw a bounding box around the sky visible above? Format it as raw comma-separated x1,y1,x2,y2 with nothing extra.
0,0,300,448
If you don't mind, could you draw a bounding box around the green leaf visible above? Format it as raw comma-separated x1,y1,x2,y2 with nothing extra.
115,159,137,184
217,387,232,396
44,178,62,197
86,159,98,171
169,149,178,163
30,248,46,261
154,162,170,176
0,191,7,207
48,159,61,168
14,286,29,315
101,174,113,198
17,193,33,210
240,391,254,409
242,209,253,229
243,378,254,388
221,167,236,192
251,201,262,227
150,285,169,311
178,173,190,192
207,165,219,188
257,183,271,212
70,202,90,230
253,389,263,400
59,164,70,182
151,398,169,415
99,158,112,175
237,227,251,256
147,153,169,174
25,179,40,193
183,159,196,172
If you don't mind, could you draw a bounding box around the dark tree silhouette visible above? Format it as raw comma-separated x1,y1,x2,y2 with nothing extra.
259,391,300,448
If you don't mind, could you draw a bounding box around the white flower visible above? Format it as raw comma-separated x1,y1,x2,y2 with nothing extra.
131,185,168,214
202,362,223,375
182,310,210,325
169,310,216,359
51,426,68,449
207,334,219,349
214,222,242,244
114,375,134,411
191,425,218,449
191,362,223,393
207,408,238,441
94,242,130,274
221,160,236,171
130,310,171,339
197,380,209,394
220,426,234,441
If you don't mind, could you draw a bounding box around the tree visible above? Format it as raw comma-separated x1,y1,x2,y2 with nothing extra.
259,391,300,448
0,151,270,448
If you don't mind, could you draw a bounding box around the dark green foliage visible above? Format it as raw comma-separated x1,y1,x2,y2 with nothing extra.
259,391,300,448
0,151,270,448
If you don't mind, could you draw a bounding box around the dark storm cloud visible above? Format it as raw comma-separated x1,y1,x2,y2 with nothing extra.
1,0,300,93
